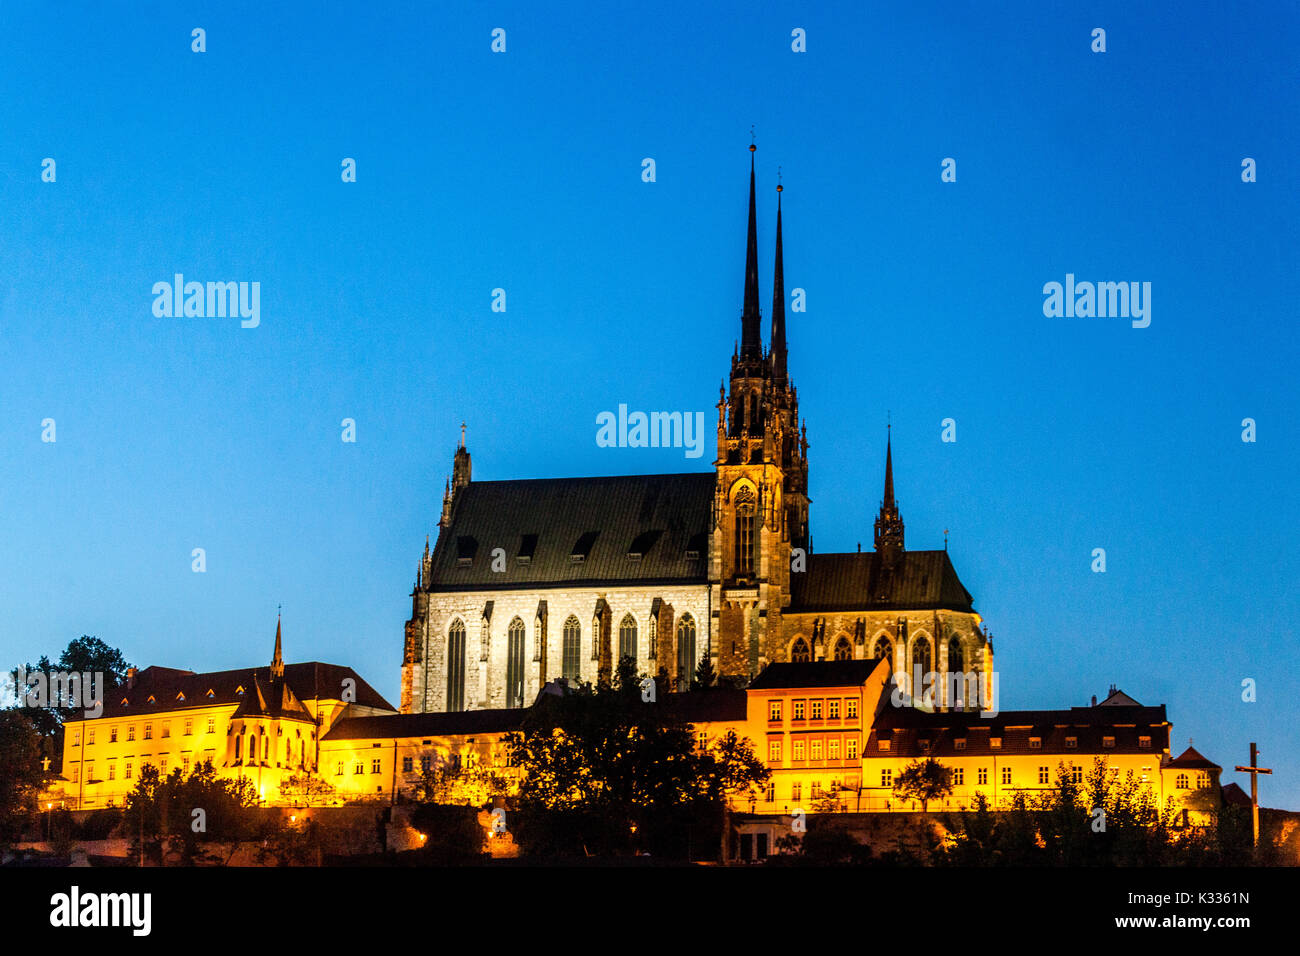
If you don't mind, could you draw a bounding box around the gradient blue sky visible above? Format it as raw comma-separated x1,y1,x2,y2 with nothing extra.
2,2,1297,806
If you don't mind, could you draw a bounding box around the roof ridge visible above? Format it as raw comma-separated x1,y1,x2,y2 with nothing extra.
466,472,716,486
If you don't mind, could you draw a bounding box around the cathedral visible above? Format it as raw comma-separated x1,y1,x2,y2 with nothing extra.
400,147,995,715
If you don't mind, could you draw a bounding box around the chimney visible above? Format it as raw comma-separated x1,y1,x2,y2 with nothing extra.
127,666,137,689
1108,683,1116,697
1090,694,1097,707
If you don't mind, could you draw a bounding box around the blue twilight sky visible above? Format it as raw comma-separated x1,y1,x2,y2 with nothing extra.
1,3,1297,805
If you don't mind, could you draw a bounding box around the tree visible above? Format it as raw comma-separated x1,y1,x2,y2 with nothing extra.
122,760,259,865
892,758,954,812
16,636,133,756
693,654,717,690
0,709,45,851
707,728,770,862
278,773,336,807
938,759,1212,866
57,636,132,689
410,757,507,806
256,816,324,866
506,657,763,859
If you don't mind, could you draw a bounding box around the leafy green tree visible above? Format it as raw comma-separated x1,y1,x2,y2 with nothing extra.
892,757,955,812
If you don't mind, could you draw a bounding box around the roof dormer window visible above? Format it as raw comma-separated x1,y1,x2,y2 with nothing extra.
570,531,598,563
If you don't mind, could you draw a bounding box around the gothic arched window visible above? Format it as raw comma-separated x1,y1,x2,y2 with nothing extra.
873,637,893,664
562,616,581,680
833,636,852,661
734,485,757,576
446,619,466,712
948,637,965,674
676,614,697,689
618,614,637,664
791,636,811,663
911,636,932,677
506,618,526,709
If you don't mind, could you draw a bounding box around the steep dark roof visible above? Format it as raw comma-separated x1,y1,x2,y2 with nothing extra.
1221,782,1250,807
749,659,883,690
427,473,714,589
790,550,974,613
322,709,525,740
90,662,394,720
868,704,1170,758
1165,746,1220,770
231,675,315,723
660,688,749,723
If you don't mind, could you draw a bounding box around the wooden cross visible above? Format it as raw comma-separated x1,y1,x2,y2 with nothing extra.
41,756,51,772
1233,742,1272,848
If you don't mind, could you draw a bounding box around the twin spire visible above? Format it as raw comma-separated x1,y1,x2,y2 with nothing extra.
874,429,905,564
739,142,789,381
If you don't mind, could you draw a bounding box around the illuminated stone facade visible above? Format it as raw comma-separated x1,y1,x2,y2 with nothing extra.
401,151,994,715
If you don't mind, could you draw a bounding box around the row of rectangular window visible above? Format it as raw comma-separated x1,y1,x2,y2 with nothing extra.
71,755,198,783
767,737,860,763
875,734,1151,752
73,718,217,746
768,698,859,722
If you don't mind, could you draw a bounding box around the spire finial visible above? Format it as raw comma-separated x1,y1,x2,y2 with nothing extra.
944,528,949,551
459,421,466,448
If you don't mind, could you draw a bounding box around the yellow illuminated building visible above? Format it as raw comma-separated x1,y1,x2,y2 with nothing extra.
53,627,1221,833
57,619,395,809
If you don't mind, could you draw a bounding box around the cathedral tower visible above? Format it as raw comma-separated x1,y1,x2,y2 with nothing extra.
712,147,809,682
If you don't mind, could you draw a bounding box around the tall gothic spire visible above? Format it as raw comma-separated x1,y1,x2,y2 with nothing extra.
740,143,763,360
874,429,905,564
883,430,895,509
770,181,787,383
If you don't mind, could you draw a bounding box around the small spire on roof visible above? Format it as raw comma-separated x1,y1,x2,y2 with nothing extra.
271,611,284,680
